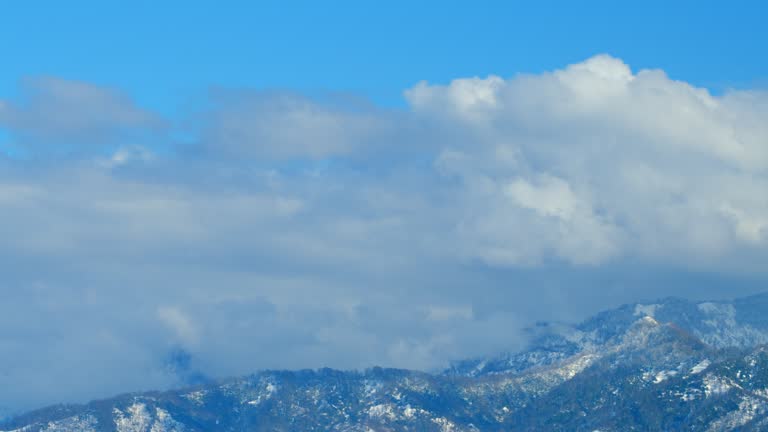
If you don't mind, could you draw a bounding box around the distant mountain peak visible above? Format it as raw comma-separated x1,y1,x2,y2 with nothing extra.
5,292,768,432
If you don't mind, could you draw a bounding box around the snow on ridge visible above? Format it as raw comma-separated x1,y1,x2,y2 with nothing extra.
1,415,99,432
698,302,737,328
149,408,184,432
181,390,205,405
690,359,711,375
246,380,279,406
642,370,678,384
703,374,734,398
114,403,184,432
705,396,768,432
115,403,152,432
634,304,660,318
694,302,768,349
367,404,397,421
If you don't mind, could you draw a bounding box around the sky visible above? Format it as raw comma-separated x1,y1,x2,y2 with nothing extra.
1,0,768,415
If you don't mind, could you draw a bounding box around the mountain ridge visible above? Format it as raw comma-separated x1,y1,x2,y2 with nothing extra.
5,292,768,431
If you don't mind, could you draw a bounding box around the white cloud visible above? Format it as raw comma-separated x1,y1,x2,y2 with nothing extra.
405,75,505,124
201,91,387,159
720,203,768,244
157,306,199,347
99,145,155,168
1,55,768,413
409,54,768,265
505,175,579,220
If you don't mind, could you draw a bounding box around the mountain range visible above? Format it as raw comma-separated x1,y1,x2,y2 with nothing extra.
5,293,768,431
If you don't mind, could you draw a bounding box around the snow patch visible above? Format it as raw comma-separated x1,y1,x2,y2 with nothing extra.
363,380,382,398
706,396,768,431
115,404,152,432
690,359,711,375
703,374,733,397
431,416,459,432
402,404,426,419
181,390,205,405
151,408,184,432
367,404,397,420
114,403,184,432
246,380,279,406
698,302,737,328
35,415,98,432
643,370,678,384
634,304,660,318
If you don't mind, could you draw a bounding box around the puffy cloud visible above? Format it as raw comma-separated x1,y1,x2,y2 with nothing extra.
409,55,768,172
406,75,505,124
410,54,768,265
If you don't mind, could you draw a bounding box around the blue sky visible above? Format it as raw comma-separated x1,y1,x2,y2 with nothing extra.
2,0,766,113
1,0,768,415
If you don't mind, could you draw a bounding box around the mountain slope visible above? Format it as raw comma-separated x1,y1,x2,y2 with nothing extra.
5,294,768,432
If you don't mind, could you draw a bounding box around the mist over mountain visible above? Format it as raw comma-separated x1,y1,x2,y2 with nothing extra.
5,292,768,432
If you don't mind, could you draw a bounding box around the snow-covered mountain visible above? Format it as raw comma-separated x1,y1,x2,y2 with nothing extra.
5,293,768,431
449,293,768,377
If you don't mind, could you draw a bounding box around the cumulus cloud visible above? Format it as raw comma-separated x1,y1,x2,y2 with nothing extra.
0,55,767,414
411,54,768,265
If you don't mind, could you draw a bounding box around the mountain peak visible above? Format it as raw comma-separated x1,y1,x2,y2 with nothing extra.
5,292,768,432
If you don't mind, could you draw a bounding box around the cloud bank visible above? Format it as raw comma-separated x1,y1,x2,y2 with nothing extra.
1,55,767,414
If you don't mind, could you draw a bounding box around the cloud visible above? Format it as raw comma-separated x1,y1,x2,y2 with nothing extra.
0,77,164,152
410,54,768,265
406,75,505,124
199,90,390,160
1,55,767,414
157,307,199,347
